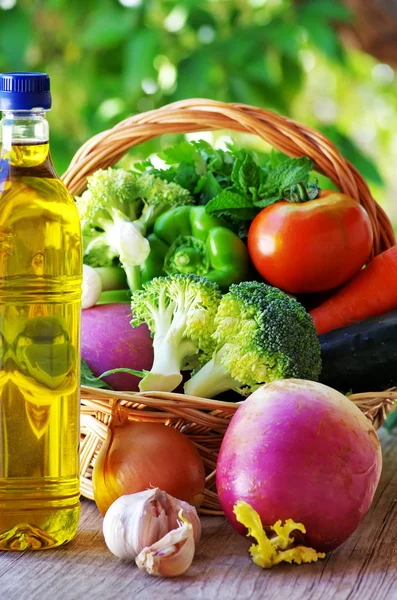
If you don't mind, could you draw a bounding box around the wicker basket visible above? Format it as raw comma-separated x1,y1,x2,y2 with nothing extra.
63,99,397,514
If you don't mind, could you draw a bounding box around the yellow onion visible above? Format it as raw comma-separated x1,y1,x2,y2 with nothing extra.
93,407,206,515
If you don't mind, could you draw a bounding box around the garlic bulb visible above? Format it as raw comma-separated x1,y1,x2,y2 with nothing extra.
103,488,201,571
136,512,195,577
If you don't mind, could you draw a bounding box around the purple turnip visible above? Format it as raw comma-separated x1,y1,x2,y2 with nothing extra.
216,379,382,553
81,303,153,391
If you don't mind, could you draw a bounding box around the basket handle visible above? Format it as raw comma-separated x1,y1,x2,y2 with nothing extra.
62,98,396,256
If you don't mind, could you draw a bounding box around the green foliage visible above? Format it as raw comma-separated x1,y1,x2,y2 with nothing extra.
0,0,352,166
320,126,383,186
138,139,236,203
80,359,112,389
384,408,397,432
77,166,192,290
131,274,222,392
0,0,394,230
205,153,313,220
184,280,322,398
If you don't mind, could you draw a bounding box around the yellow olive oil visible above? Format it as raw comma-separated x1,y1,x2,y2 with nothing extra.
0,79,82,550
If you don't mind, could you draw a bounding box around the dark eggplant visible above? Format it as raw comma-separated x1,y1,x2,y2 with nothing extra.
319,310,397,393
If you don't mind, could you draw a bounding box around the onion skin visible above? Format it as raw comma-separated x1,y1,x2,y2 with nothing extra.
216,379,382,553
93,412,206,516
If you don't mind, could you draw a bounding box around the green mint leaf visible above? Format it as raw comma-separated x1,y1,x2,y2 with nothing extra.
231,152,262,195
260,156,313,201
205,189,258,221
263,149,291,170
81,360,144,389
253,195,281,209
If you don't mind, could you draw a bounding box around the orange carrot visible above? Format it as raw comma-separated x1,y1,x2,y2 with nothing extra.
310,245,397,335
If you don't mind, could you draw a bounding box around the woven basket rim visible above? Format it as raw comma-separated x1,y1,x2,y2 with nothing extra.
79,385,396,513
69,98,396,513
62,98,396,257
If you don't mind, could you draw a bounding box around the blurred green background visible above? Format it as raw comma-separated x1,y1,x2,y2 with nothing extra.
0,0,396,227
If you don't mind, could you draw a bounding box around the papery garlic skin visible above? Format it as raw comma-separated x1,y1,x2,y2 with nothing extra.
103,488,201,562
136,517,195,577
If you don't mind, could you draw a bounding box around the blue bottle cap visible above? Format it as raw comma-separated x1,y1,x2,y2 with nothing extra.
0,72,51,111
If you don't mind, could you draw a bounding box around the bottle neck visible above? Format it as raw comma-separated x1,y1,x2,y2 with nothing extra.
0,110,49,153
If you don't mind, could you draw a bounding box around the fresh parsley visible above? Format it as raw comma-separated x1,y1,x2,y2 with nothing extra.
135,139,314,230
134,140,238,204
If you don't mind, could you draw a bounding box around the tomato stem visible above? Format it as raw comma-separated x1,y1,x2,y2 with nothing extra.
285,179,321,203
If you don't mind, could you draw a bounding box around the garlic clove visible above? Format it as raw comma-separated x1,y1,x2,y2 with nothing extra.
136,513,195,577
102,488,201,563
154,489,201,545
103,489,169,561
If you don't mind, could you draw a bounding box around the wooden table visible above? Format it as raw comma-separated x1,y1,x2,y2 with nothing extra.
1,428,397,600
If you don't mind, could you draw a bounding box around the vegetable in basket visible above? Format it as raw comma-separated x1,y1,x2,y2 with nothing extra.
319,309,397,393
142,205,250,289
141,139,318,232
81,303,153,391
310,245,397,335
135,139,238,205
130,274,222,392
247,186,373,294
76,167,192,293
82,264,102,309
216,379,382,553
92,406,205,515
184,281,321,399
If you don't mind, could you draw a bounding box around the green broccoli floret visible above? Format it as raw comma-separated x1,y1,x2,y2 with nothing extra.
130,274,222,392
77,168,192,291
82,234,118,268
184,281,322,398
135,172,192,231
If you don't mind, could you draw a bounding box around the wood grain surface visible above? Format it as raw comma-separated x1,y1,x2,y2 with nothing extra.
1,428,397,600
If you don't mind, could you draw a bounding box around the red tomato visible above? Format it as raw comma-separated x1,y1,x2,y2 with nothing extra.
247,192,373,294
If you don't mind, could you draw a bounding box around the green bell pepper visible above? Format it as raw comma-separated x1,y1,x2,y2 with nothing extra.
142,206,250,289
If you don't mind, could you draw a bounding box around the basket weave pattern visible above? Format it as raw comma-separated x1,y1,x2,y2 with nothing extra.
80,387,396,514
64,99,397,514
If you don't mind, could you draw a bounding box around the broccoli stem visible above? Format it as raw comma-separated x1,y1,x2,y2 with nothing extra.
94,266,127,291
184,354,243,398
124,265,142,292
139,338,184,392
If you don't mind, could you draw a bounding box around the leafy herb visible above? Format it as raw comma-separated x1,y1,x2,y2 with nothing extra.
255,157,313,208
137,139,314,227
81,359,112,389
384,408,397,432
80,359,144,388
206,153,313,220
231,153,263,197
134,140,237,204
203,189,259,222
